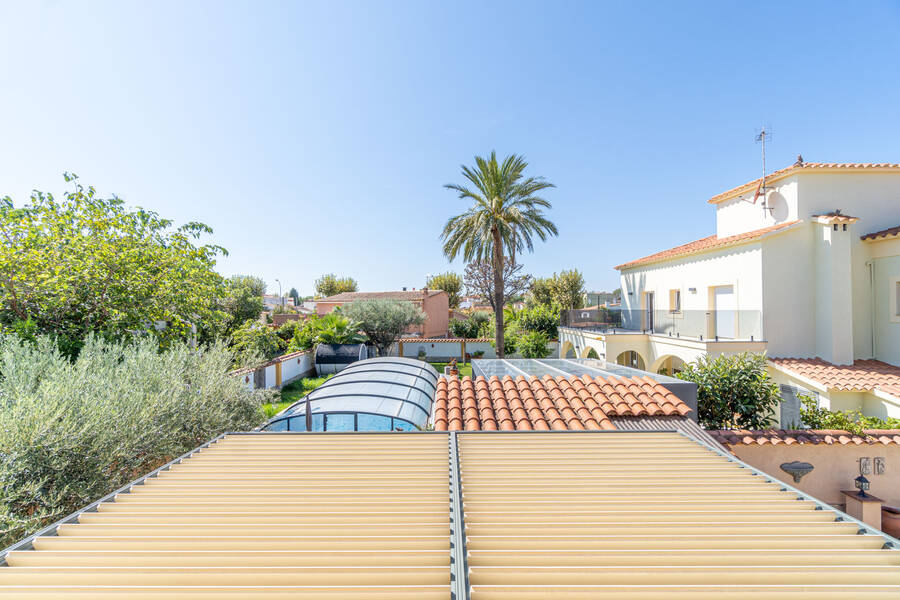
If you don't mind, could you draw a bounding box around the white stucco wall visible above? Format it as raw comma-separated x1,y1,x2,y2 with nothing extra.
798,173,900,361
873,253,900,364
715,176,801,238
759,225,815,358
619,243,764,339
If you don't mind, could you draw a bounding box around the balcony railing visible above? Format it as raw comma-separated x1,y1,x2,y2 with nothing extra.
562,309,763,342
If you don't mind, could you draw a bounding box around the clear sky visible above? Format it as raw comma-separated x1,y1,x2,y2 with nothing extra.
2,1,899,295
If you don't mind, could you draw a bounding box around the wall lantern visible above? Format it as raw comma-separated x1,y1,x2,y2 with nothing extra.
854,474,871,497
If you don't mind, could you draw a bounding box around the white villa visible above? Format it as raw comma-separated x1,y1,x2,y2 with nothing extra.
559,160,900,423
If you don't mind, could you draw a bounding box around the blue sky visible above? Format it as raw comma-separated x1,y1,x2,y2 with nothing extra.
2,1,899,294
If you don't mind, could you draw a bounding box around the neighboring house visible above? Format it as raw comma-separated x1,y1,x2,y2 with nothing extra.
558,161,900,421
315,289,450,338
583,291,618,307
262,294,294,310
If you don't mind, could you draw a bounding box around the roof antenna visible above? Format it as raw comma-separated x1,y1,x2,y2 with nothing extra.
752,126,774,215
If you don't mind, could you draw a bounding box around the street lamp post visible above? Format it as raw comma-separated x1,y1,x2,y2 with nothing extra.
275,279,283,310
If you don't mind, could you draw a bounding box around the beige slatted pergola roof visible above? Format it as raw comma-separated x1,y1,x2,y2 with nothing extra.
1,431,899,598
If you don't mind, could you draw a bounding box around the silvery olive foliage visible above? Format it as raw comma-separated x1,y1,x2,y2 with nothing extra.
0,334,269,547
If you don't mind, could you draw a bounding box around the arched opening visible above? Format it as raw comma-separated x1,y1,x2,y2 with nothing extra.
652,355,685,376
559,340,575,359
581,346,600,359
615,350,645,371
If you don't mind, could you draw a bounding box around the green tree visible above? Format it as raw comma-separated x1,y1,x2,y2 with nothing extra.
344,299,425,357
449,312,490,339
441,152,556,358
518,303,560,339
518,331,552,358
798,395,900,433
550,269,586,310
287,313,366,352
315,273,358,298
528,277,554,307
0,174,227,356
230,319,285,366
676,352,780,429
288,287,300,305
426,272,463,308
221,275,266,335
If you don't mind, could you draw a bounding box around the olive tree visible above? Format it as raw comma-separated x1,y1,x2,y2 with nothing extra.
344,299,424,357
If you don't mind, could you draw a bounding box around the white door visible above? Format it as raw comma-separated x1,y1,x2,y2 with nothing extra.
714,285,735,339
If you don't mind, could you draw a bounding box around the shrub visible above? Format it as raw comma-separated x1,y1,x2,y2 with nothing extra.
798,395,900,434
344,299,424,357
0,334,269,548
275,319,303,342
518,331,552,358
286,313,365,353
230,319,285,366
449,312,490,339
517,303,560,339
676,352,780,429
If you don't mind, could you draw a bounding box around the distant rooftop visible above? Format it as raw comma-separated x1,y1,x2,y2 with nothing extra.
317,289,445,302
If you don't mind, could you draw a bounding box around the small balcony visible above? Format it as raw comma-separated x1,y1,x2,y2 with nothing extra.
563,308,763,342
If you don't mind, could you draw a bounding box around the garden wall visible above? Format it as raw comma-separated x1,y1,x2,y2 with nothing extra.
230,350,315,390
390,338,559,361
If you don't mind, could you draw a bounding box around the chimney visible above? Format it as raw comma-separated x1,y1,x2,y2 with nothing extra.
402,287,407,291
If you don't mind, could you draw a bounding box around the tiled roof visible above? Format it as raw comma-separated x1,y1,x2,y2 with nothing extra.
710,429,900,446
400,337,491,343
812,210,859,224
615,220,801,270
317,289,445,302
432,374,691,431
708,162,900,204
861,225,900,241
769,357,900,398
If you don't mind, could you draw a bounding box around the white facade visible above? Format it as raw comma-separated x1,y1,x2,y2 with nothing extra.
608,164,900,421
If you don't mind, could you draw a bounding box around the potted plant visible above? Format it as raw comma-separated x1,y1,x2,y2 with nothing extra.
448,358,459,377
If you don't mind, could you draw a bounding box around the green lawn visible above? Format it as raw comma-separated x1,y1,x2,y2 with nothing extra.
429,362,473,377
263,374,333,418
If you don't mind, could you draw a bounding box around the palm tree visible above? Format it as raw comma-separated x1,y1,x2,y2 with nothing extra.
441,152,557,357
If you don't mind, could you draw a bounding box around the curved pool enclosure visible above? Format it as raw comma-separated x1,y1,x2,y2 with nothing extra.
264,357,439,432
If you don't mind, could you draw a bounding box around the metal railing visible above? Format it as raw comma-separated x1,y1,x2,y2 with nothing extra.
564,308,763,341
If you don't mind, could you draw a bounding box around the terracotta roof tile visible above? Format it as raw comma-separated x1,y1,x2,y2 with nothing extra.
710,429,900,446
861,225,900,241
707,162,900,205
318,290,446,302
400,337,492,343
769,357,900,399
432,374,691,431
615,220,801,270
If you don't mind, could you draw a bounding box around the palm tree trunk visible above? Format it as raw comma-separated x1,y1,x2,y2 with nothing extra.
491,227,505,359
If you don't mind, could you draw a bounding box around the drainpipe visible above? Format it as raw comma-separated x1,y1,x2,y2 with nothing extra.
866,260,875,358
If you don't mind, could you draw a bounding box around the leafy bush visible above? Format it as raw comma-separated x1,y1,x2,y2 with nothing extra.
1,175,228,357
286,313,365,353
0,334,269,548
344,299,424,357
518,331,552,358
275,319,303,342
517,303,560,339
676,352,780,429
449,312,490,339
314,273,357,297
230,319,285,366
425,272,462,308
798,395,900,434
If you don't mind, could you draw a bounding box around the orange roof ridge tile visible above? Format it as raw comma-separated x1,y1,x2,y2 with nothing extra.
616,220,802,270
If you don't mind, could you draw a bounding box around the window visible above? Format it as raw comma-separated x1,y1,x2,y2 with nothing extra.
669,289,681,313
894,281,900,317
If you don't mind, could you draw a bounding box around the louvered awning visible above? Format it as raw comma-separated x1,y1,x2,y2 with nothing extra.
1,431,899,598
